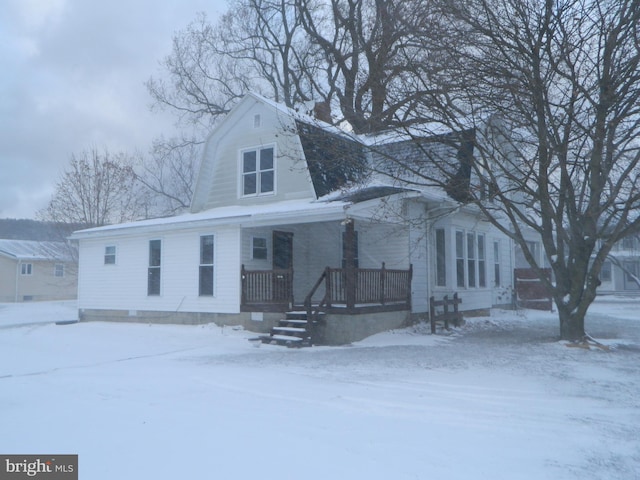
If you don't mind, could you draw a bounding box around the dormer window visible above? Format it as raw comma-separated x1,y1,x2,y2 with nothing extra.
242,146,274,196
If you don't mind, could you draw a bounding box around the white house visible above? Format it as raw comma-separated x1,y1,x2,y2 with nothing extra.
598,235,640,294
0,239,77,302
71,93,514,345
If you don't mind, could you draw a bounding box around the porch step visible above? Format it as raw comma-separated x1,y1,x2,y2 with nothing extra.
258,310,314,347
272,326,307,335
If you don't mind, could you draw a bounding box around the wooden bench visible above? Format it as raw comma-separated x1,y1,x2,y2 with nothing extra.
429,293,463,334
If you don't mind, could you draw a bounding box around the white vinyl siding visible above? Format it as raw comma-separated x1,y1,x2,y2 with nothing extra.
77,227,241,314
191,99,316,212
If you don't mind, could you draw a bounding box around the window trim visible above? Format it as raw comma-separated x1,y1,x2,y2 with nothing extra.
104,245,117,265
493,240,501,287
600,260,612,283
239,145,276,198
147,239,162,296
478,233,486,288
21,263,33,276
455,230,487,289
199,234,215,297
456,231,465,288
435,228,447,287
251,236,268,260
54,263,65,278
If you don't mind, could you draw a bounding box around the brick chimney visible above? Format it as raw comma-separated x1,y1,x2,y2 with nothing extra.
313,101,332,123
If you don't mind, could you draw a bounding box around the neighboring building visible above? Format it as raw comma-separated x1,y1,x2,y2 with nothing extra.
71,93,514,344
598,235,640,294
0,239,78,302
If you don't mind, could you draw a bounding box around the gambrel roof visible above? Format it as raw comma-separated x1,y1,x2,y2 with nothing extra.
367,129,476,203
296,120,368,198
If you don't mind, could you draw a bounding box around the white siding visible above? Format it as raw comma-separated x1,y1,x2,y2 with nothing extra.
407,202,428,313
78,226,241,314
192,98,316,212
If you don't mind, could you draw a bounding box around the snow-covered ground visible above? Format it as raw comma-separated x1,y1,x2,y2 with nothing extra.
1,298,638,479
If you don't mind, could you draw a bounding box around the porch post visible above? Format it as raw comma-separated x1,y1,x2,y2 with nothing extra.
344,218,356,309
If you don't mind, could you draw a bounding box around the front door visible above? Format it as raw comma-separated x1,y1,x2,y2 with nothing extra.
272,231,294,303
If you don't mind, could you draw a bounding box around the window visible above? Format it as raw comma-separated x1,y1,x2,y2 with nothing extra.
435,229,446,287
456,230,486,289
21,263,33,275
104,246,116,265
494,240,501,286
624,261,638,284
148,240,161,296
478,234,486,288
622,236,635,250
600,261,612,283
252,236,267,260
242,147,274,196
467,232,476,287
54,264,64,278
199,235,214,296
456,231,465,287
527,241,540,265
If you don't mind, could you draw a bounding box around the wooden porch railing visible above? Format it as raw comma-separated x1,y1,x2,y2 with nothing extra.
242,263,413,315
304,263,412,321
241,265,294,310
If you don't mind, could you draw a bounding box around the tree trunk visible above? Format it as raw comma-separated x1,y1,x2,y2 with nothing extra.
558,308,586,341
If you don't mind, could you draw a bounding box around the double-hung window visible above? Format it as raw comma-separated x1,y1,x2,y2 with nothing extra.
467,233,476,287
435,229,446,287
104,246,116,265
54,264,65,278
456,230,487,288
242,147,274,196
478,234,486,288
199,235,214,296
148,240,161,296
456,231,465,287
493,240,501,286
252,236,267,260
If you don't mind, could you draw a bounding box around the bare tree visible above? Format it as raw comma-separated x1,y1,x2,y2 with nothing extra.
133,136,200,217
39,147,145,228
147,1,319,128
397,0,640,340
295,0,441,133
148,0,443,133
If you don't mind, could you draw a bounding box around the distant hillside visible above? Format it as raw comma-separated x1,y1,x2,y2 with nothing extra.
0,219,86,242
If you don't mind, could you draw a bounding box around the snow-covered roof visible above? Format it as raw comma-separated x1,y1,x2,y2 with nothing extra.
71,198,355,239
0,239,72,261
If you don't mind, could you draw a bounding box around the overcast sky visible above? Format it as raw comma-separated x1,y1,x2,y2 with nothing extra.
0,0,227,219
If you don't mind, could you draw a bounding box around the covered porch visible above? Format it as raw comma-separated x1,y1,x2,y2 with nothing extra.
239,217,413,316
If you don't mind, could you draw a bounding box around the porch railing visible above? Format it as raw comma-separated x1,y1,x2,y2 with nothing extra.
322,263,413,307
241,263,412,314
304,263,412,322
241,265,294,310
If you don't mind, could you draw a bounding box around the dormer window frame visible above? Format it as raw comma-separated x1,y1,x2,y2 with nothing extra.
239,144,276,198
